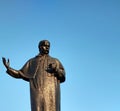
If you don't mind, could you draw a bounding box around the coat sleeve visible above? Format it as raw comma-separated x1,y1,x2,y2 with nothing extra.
5,60,31,82
55,59,66,83
20,59,36,82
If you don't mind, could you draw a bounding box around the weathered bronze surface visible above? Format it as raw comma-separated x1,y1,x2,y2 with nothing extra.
2,40,65,111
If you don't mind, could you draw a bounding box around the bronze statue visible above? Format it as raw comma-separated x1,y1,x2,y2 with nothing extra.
2,40,65,111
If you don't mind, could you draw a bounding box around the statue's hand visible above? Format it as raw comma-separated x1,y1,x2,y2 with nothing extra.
47,63,57,73
2,57,10,69
50,63,56,69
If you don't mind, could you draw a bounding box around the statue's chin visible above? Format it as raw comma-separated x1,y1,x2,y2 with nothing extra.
44,51,49,54
40,50,49,54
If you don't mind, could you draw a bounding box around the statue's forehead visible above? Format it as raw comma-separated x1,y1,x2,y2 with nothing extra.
44,41,50,45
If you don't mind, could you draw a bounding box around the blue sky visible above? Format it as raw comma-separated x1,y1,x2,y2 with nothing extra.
0,0,120,111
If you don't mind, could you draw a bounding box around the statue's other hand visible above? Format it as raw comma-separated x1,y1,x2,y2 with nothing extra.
48,63,57,73
2,57,10,69
51,63,57,70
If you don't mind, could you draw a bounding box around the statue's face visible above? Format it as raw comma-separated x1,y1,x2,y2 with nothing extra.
40,41,50,54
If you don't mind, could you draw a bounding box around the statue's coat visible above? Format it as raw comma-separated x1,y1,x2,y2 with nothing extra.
20,54,65,111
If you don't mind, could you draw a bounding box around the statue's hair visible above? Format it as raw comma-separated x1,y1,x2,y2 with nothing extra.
38,40,50,49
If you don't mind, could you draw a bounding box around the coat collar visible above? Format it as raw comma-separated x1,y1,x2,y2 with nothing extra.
35,54,49,58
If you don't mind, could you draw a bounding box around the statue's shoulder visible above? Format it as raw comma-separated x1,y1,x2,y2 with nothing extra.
48,55,57,60
48,56,60,64
26,56,38,64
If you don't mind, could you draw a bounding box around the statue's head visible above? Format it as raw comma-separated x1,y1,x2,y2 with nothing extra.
38,40,50,54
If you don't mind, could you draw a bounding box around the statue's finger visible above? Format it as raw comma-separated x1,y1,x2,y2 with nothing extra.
8,59,10,66
2,57,5,61
2,57,6,63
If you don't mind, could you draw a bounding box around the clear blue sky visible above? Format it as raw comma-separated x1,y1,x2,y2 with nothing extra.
0,0,120,111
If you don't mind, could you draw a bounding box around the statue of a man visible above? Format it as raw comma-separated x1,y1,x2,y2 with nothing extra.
2,40,65,111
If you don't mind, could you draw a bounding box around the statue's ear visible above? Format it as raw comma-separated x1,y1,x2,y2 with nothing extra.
40,46,43,51
39,46,42,52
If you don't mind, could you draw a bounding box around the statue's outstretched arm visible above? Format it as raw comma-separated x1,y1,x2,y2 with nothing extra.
2,57,22,78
